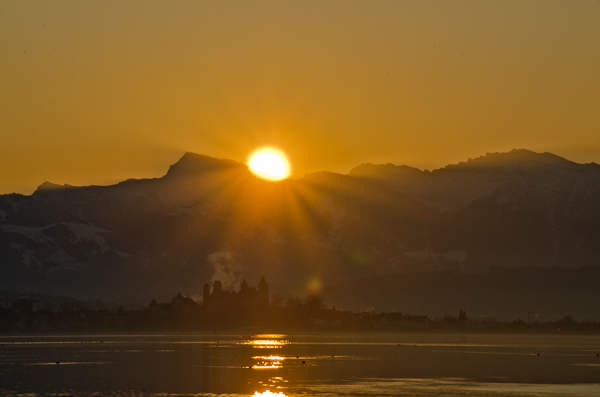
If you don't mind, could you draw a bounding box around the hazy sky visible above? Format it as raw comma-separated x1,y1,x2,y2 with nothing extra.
1,1,599,194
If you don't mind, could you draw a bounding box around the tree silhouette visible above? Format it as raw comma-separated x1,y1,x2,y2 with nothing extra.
305,294,325,312
285,294,302,308
270,292,284,307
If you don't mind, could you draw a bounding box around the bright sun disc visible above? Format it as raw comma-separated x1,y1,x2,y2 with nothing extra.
248,148,290,181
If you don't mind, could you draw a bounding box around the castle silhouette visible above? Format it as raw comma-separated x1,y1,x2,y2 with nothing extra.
203,276,269,313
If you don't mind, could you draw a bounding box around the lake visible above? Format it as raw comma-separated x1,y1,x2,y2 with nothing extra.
1,332,600,396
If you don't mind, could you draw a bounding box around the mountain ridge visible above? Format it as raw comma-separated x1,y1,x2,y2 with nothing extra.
30,148,598,195
1,149,599,319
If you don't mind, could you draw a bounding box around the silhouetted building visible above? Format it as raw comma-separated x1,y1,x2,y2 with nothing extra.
149,298,158,310
258,276,269,308
147,293,198,316
171,292,198,315
12,296,37,313
12,296,38,328
203,278,269,313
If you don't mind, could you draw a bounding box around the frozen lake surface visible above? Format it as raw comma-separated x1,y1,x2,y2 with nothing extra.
1,332,600,396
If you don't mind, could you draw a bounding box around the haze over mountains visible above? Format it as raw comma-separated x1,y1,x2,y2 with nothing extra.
1,149,599,319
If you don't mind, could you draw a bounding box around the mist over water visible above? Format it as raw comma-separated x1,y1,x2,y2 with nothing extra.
1,333,600,396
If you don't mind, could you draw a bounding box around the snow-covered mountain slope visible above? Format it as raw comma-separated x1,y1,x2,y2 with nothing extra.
0,149,599,299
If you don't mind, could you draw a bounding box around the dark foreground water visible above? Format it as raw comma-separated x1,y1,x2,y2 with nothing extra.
1,332,600,396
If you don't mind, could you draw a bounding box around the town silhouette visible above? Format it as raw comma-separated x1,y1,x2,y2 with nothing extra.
2,277,597,334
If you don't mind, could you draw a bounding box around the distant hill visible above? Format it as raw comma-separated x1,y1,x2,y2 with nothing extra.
1,149,600,318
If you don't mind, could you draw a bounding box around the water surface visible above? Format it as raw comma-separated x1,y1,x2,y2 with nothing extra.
1,332,599,396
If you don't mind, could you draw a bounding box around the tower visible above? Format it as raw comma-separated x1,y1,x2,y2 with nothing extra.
258,276,269,308
213,280,223,295
203,283,210,303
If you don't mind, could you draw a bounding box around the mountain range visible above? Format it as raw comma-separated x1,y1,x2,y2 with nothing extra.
1,149,599,319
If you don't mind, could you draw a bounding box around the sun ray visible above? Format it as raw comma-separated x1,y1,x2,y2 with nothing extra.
179,153,348,295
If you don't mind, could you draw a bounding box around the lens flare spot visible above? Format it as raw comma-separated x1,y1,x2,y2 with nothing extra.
307,278,322,293
248,148,290,181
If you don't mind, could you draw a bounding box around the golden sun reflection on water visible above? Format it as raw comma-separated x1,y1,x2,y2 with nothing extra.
242,334,289,349
244,339,287,348
252,364,281,369
252,355,285,369
253,355,285,360
254,334,286,338
252,391,287,397
245,335,290,392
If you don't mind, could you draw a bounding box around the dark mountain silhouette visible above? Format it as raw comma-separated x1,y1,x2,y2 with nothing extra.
1,149,599,318
350,149,600,270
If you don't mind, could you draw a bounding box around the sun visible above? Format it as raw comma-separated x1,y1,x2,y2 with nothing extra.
248,148,290,181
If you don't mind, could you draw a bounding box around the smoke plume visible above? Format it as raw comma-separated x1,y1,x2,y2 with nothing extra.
207,251,244,290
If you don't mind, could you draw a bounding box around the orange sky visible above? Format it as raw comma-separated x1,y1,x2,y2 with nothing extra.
1,1,599,195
